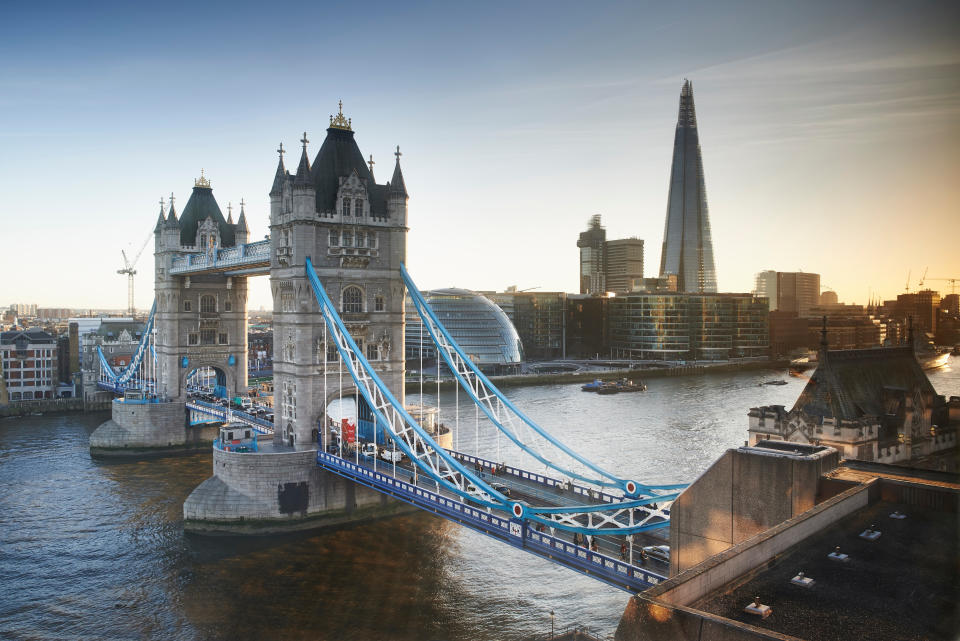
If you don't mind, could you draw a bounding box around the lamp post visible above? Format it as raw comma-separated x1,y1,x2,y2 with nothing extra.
550,610,555,639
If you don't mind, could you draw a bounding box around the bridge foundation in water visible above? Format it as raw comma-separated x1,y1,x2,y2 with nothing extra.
90,399,217,457
183,445,412,535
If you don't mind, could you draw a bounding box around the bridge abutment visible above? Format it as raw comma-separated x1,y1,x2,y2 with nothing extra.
90,399,218,457
183,444,412,535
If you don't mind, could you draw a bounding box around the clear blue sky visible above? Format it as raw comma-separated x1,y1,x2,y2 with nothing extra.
1,1,958,310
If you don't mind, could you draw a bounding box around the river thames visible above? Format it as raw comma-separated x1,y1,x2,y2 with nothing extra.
2,361,957,641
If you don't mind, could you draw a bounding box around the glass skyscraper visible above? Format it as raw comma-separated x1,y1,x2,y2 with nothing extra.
658,80,718,293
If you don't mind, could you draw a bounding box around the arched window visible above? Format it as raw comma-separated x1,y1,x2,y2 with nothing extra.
375,295,385,312
200,295,216,314
342,197,351,217
342,286,363,313
354,199,363,217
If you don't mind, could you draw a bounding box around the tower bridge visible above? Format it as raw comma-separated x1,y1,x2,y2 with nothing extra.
88,104,685,592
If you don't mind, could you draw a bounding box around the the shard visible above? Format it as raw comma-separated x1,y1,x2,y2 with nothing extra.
658,80,717,293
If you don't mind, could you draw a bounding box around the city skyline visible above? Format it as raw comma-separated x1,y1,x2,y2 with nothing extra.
1,1,958,311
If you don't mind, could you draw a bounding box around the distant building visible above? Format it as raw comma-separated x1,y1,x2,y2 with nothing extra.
753,270,820,316
37,308,73,320
564,295,609,359
768,311,809,358
491,291,567,360
659,80,717,293
893,289,941,334
604,238,644,294
819,289,839,306
406,289,523,375
609,292,768,360
577,215,606,295
1,329,57,400
9,303,38,317
941,293,959,316
577,216,644,295
749,331,957,464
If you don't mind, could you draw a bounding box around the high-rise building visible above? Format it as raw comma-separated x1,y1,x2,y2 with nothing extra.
604,238,644,294
577,216,645,295
577,215,606,295
659,80,717,293
753,270,821,317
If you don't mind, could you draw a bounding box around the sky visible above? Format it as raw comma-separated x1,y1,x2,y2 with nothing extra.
1,1,958,311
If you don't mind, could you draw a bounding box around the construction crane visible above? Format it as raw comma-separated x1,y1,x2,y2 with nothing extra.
925,277,959,295
917,266,929,289
904,269,911,293
117,230,153,316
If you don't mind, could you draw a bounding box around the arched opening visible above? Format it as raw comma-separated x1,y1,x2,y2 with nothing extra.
342,286,363,313
324,394,388,450
186,365,228,398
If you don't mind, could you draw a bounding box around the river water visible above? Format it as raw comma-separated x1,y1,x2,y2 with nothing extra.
2,361,957,641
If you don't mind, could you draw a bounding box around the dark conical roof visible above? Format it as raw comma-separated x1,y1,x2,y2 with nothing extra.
294,143,312,186
270,153,287,196
390,157,408,197
310,127,386,214
237,201,248,231
178,185,235,247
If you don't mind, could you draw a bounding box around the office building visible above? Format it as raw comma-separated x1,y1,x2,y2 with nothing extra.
604,238,644,294
753,270,821,316
609,292,768,360
1,329,58,400
658,80,717,293
577,215,606,295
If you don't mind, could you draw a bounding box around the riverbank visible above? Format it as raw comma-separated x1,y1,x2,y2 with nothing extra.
0,397,111,418
404,358,791,392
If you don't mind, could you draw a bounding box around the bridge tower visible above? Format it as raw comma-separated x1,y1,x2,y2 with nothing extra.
90,174,251,456
154,173,250,402
269,105,408,448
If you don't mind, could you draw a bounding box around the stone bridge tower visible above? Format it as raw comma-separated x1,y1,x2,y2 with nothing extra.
270,104,408,448
154,173,250,401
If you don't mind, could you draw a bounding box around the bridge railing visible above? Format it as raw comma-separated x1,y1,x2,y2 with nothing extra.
169,239,271,274
317,451,666,592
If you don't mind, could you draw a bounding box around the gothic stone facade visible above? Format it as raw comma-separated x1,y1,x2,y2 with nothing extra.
269,117,408,448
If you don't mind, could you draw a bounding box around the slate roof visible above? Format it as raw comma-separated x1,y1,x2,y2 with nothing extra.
178,185,236,247
792,345,935,420
310,127,388,215
1,329,55,345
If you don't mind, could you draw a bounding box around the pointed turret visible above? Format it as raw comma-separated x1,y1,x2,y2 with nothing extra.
154,197,166,232
270,142,287,196
166,193,179,226
226,202,234,225
237,199,248,231
389,145,408,197
294,132,312,186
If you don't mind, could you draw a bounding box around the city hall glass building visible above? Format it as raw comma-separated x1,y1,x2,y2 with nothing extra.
405,289,523,375
609,293,769,360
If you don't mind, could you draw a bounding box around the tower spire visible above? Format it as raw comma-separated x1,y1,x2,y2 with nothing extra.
658,79,716,292
236,198,248,231
294,132,311,186
389,145,407,196
271,142,287,196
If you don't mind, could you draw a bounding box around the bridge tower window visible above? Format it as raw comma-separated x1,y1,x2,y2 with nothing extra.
200,329,216,345
342,286,363,313
184,300,192,312
375,295,385,312
354,199,363,217
342,197,351,217
200,295,216,314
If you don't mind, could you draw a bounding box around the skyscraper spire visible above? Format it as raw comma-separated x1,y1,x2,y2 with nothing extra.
658,79,717,293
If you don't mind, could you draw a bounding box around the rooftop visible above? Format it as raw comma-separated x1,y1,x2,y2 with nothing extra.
692,498,958,641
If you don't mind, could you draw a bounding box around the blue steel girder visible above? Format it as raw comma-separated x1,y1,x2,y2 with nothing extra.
305,259,680,536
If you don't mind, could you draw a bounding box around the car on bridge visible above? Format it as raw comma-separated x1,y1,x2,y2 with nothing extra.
465,483,493,504
641,545,670,564
489,482,512,497
379,448,403,463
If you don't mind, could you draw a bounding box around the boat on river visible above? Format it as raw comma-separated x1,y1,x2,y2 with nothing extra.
581,379,603,392
615,378,647,392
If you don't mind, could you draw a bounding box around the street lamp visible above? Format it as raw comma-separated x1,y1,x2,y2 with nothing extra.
550,610,555,639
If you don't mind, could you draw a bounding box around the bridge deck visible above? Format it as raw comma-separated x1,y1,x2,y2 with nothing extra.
316,450,668,592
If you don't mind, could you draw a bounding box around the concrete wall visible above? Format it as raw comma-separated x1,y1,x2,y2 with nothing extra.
616,482,872,641
670,446,839,575
183,446,414,534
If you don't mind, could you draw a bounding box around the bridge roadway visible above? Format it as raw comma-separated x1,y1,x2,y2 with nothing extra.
188,397,669,591
317,448,669,592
